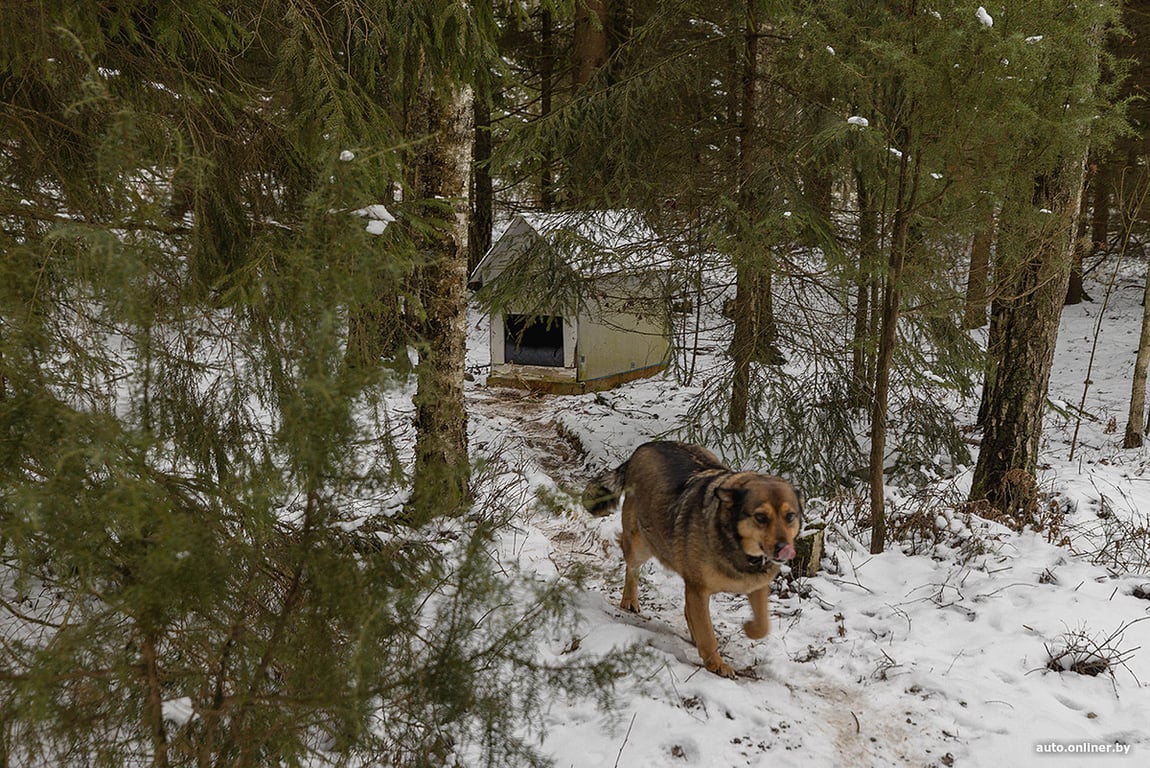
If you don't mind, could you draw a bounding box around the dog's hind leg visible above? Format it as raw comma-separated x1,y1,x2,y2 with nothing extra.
618,529,651,613
743,586,771,640
684,583,734,678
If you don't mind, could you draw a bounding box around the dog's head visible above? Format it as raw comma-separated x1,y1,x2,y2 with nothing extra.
717,475,802,568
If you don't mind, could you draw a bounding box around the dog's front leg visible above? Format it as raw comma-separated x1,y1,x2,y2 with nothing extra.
744,586,771,640
684,584,734,678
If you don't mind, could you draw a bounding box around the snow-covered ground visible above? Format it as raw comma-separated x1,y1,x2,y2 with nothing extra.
459,266,1150,768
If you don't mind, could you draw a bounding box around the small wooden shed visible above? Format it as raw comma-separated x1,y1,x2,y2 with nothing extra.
469,210,672,394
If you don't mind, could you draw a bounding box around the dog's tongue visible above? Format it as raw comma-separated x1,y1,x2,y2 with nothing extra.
777,543,797,561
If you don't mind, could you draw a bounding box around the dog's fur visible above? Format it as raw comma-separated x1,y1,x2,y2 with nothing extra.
583,441,801,678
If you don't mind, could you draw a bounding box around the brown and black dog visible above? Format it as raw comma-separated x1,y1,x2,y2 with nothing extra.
583,441,801,678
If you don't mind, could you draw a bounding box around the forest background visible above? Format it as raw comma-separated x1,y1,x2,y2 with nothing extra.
1,1,1148,766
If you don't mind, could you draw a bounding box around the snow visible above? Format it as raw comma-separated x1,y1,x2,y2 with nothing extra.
6,209,1150,765
353,203,395,235
339,150,355,162
460,261,1150,766
977,7,994,28
847,116,869,128
475,209,672,281
161,697,196,726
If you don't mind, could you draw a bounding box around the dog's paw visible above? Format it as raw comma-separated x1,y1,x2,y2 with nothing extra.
743,619,770,640
707,659,737,679
619,597,641,613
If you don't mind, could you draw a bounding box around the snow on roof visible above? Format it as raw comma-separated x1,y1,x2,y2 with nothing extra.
473,209,669,286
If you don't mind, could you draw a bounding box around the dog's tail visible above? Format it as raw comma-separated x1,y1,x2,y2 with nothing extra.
581,461,627,517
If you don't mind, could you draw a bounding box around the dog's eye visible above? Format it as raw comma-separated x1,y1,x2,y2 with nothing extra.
754,513,769,525
786,512,798,524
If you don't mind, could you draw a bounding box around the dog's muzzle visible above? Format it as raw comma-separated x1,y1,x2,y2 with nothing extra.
748,543,796,569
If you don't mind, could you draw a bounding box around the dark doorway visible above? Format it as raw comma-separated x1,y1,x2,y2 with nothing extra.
505,314,564,367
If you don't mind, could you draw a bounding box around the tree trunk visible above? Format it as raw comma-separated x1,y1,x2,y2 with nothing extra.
868,273,899,554
868,150,916,555
1091,159,1112,253
970,156,1090,511
469,80,493,272
540,7,555,210
976,279,1006,427
141,629,169,768
963,212,994,329
1065,165,1093,305
850,168,878,408
726,3,781,434
573,0,608,88
408,83,474,523
1124,255,1150,448
727,266,755,434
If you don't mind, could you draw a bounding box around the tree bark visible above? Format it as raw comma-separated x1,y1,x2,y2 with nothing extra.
970,157,1089,510
726,2,781,434
540,7,555,210
141,629,169,768
1065,165,1093,305
573,0,608,88
727,266,755,434
850,168,879,408
1091,159,1112,253
469,80,493,272
1124,248,1150,448
963,212,994,329
408,82,474,523
868,149,917,555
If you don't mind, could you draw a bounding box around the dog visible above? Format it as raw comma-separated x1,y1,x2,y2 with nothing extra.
583,441,801,678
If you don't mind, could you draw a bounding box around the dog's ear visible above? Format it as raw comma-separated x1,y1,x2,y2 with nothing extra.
714,486,745,509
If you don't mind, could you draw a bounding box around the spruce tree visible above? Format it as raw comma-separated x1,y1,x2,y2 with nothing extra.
969,1,1121,511
0,3,624,766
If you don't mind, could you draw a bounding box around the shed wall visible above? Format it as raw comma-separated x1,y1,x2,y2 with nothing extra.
576,308,669,382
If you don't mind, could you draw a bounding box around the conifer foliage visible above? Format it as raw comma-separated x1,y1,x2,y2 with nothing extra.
1,2,622,766
0,0,1134,763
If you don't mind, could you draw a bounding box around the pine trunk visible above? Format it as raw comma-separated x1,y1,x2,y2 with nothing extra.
726,4,780,433
963,214,993,329
470,81,493,272
727,266,755,434
868,151,916,555
1091,160,1112,252
868,273,899,554
850,169,878,407
142,629,169,768
970,155,1089,509
409,83,474,523
1124,260,1150,448
540,7,555,210
1065,170,1093,305
573,0,608,88
976,285,1006,427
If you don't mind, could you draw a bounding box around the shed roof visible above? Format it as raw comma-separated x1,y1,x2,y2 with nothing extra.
470,209,669,288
